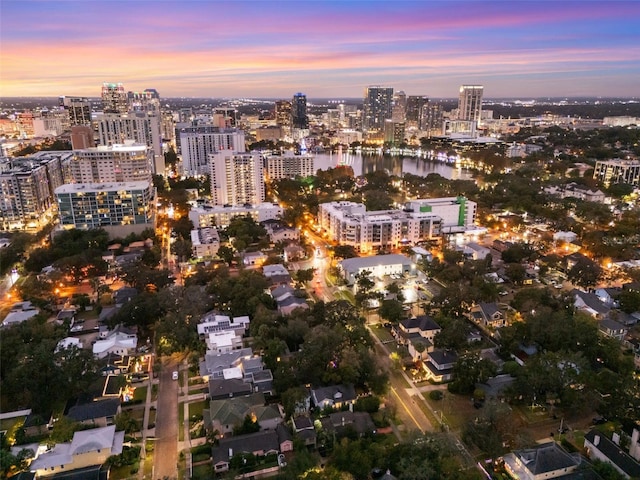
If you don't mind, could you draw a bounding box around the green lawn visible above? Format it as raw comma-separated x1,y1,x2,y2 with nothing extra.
109,462,139,480
189,400,208,419
191,464,213,480
133,385,147,402
371,324,395,343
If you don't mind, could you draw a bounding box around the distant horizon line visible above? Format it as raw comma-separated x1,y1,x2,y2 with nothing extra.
1,95,639,102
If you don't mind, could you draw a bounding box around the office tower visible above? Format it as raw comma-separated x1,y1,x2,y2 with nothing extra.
275,100,292,134
32,109,69,137
213,107,238,128
384,120,405,146
457,85,483,126
59,96,92,126
178,125,246,176
209,152,265,206
422,103,444,137
363,86,393,134
0,153,69,230
96,112,163,173
56,181,155,238
406,95,429,129
128,88,161,113
101,83,128,114
70,125,94,150
392,91,407,123
265,152,315,181
291,93,309,129
70,143,153,183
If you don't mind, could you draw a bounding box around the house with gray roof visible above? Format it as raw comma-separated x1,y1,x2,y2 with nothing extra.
270,284,308,315
572,289,611,318
66,398,121,427
203,392,282,436
502,441,582,480
292,416,316,447
394,315,441,360
311,384,357,410
212,429,291,474
423,350,458,383
599,317,628,341
584,429,640,479
208,378,253,400
199,348,254,379
319,411,376,438
468,302,506,328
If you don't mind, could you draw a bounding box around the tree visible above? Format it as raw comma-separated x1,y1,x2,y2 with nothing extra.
295,268,315,284
217,245,236,266
449,354,497,395
618,289,640,314
504,263,527,285
233,414,260,435
332,245,358,259
378,299,404,324
568,258,602,289
114,410,141,434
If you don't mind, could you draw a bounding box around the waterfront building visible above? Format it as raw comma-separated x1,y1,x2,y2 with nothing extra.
265,152,315,180
457,85,483,127
406,95,429,129
363,86,393,135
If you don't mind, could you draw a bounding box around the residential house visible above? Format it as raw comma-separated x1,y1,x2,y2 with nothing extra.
57,309,76,325
203,392,282,436
292,416,316,448
242,251,267,267
212,429,289,473
319,411,376,438
462,242,491,261
598,317,628,341
2,301,40,326
502,442,582,480
393,316,441,361
205,330,244,354
208,378,253,400
283,243,305,262
29,425,124,477
92,331,137,359
571,289,611,318
197,313,250,336
262,220,300,243
468,302,506,328
595,287,622,308
262,264,292,286
66,398,121,428
271,284,308,315
311,384,357,410
113,287,138,307
422,350,458,383
56,337,83,352
198,348,254,379
584,430,640,479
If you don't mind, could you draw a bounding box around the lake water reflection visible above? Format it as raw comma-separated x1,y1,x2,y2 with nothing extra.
312,152,473,181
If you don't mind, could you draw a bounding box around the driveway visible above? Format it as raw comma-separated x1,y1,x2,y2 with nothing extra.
153,358,179,479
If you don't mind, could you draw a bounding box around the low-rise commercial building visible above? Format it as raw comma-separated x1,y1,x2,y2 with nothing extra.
191,226,220,258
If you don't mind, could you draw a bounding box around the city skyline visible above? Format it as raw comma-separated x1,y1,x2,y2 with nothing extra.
1,1,640,99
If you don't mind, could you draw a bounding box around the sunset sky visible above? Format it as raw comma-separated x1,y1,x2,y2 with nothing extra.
1,1,639,99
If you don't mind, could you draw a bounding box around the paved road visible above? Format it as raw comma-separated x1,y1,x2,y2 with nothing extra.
154,358,179,480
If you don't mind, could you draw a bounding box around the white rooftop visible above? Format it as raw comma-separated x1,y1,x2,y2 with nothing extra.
55,181,151,194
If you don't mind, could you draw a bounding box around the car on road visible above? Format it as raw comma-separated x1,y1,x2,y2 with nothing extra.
172,371,178,380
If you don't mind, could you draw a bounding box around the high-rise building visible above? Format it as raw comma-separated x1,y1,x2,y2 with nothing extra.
178,125,246,176
406,95,429,129
275,101,292,133
384,120,405,146
101,83,128,114
0,152,70,230
59,97,92,126
422,103,444,137
96,112,163,173
291,93,309,129
457,85,483,126
392,91,407,123
127,88,160,114
70,143,153,184
265,153,315,181
213,107,238,128
56,180,155,238
363,86,393,134
209,152,265,206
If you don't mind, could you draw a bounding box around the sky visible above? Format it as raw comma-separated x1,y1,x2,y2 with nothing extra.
1,1,640,99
